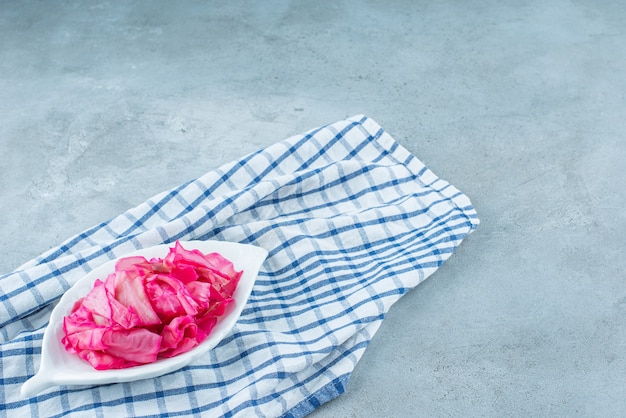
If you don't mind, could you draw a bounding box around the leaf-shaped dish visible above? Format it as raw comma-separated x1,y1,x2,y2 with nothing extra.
21,240,268,398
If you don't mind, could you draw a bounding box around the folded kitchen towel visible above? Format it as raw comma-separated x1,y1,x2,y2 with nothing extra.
0,115,479,417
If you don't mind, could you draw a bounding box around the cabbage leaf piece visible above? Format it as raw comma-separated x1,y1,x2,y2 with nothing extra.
61,241,242,369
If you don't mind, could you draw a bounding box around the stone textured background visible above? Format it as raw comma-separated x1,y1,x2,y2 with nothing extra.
2,1,625,416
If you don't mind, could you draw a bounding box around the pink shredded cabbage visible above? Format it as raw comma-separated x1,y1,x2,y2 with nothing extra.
62,241,242,370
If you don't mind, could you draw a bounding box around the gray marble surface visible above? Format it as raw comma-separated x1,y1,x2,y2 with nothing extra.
2,1,625,416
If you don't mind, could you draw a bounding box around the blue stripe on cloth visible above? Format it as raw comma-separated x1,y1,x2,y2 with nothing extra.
0,115,478,417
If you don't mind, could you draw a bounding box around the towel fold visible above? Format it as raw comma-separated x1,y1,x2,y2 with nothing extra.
0,115,478,417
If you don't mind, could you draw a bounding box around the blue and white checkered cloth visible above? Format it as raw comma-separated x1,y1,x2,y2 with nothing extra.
0,115,478,417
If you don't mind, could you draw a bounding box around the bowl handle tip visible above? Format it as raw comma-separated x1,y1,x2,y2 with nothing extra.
21,373,51,398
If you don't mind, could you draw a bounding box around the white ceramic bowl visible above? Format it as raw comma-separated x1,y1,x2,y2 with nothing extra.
21,240,268,398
